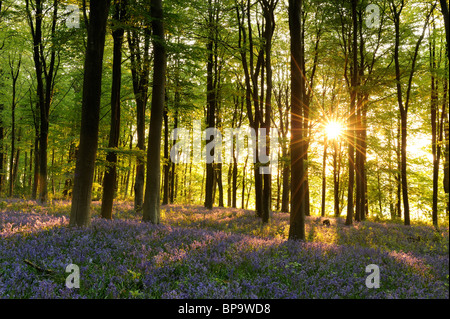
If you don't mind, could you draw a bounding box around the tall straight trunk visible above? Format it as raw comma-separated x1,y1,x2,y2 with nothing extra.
70,0,112,227
232,160,238,208
321,137,328,217
217,164,224,207
12,134,21,193
430,21,439,227
170,110,178,203
442,61,449,215
0,3,3,195
204,1,216,210
142,0,166,224
227,163,232,207
0,102,3,195
32,131,39,200
261,0,277,223
124,127,133,198
333,139,340,217
162,105,169,205
25,0,59,204
288,0,306,241
346,0,358,226
101,0,126,219
355,8,367,222
51,148,55,195
440,0,449,61
396,114,402,218
128,23,151,211
391,1,436,225
439,0,449,215
8,54,21,197
236,0,264,217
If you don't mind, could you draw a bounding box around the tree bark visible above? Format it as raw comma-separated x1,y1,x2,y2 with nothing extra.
101,0,126,219
321,137,328,217
8,54,21,197
70,0,112,227
142,0,166,224
346,0,358,226
288,0,307,241
127,20,151,211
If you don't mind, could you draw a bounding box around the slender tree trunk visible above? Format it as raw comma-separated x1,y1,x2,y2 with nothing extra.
101,0,126,219
162,105,170,205
204,1,216,210
392,1,436,225
439,0,449,215
346,0,358,226
142,0,166,224
170,110,178,203
8,54,21,197
261,0,277,224
321,137,328,217
0,102,3,195
442,60,449,216
288,0,306,240
127,24,151,211
70,0,112,227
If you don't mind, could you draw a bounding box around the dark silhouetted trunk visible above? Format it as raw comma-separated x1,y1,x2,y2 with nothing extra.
70,0,112,227
288,0,307,240
142,0,166,224
101,0,126,219
127,19,151,211
346,0,358,226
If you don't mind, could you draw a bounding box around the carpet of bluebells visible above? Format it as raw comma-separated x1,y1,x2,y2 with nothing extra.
0,199,448,299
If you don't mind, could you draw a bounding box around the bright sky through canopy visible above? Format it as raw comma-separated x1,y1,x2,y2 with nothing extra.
325,120,344,140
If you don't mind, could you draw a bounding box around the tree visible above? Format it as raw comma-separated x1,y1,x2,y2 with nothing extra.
25,0,60,204
127,1,151,211
101,0,127,219
390,0,436,226
8,52,21,197
70,0,112,227
204,0,218,210
439,0,449,216
345,0,358,226
142,0,166,224
289,0,307,241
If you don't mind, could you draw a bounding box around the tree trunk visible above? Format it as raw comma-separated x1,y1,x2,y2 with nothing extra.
288,0,306,241
346,0,358,226
8,54,21,197
101,0,126,219
70,0,112,227
170,110,178,203
142,0,166,224
261,0,276,224
0,102,3,196
204,1,216,210
162,105,170,205
392,1,436,225
333,139,340,217
321,137,328,217
127,23,151,211
439,0,449,216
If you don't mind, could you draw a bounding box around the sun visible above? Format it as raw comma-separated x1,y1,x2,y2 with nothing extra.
325,120,344,140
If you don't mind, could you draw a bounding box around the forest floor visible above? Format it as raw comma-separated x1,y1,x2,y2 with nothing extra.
0,199,448,299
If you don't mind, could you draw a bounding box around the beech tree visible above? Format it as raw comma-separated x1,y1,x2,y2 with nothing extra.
289,0,307,241
101,0,127,219
70,0,112,227
142,0,166,224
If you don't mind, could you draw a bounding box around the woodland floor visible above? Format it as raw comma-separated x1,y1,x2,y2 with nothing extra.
0,199,448,299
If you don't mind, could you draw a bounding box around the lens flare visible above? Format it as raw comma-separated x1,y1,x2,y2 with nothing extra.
325,121,343,139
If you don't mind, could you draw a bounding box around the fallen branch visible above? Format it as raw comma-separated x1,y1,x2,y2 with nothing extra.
24,259,55,275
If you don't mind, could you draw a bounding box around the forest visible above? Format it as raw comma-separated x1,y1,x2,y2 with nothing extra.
0,0,449,300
